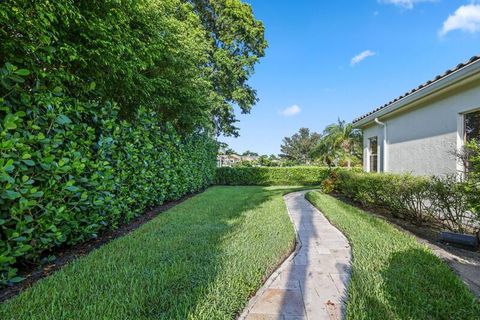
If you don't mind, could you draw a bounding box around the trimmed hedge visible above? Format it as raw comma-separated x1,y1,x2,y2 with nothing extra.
332,170,478,234
215,166,331,186
0,103,216,285
0,0,221,286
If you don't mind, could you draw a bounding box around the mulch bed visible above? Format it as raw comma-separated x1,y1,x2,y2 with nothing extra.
0,190,203,303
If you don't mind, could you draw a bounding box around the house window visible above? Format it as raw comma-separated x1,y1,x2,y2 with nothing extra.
465,110,480,142
369,137,378,172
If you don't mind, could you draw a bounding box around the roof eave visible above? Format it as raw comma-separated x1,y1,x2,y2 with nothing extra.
353,60,480,129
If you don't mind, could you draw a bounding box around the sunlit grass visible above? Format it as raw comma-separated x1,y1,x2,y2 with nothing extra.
306,191,480,320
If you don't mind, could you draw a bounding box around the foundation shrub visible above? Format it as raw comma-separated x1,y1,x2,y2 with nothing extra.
333,170,478,233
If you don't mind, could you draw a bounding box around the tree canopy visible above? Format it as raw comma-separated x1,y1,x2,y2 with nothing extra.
0,0,266,136
280,128,322,165
187,0,267,136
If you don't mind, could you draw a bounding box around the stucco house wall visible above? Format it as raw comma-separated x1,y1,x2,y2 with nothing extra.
363,82,480,176
354,56,480,177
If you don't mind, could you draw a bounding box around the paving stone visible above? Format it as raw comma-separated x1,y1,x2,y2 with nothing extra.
270,274,301,290
329,273,350,295
250,289,305,317
240,191,352,320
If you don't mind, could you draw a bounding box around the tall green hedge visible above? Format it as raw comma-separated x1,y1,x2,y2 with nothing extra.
215,167,331,186
0,102,216,285
0,0,224,285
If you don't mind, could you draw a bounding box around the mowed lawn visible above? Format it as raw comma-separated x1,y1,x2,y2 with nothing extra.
0,186,302,320
306,191,480,320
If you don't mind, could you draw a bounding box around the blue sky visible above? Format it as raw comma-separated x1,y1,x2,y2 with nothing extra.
220,0,480,155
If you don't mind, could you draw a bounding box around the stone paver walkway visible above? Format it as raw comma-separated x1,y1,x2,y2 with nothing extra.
240,191,352,320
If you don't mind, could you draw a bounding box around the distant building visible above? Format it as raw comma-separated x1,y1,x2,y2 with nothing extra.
216,154,259,167
217,154,242,167
241,155,259,163
353,55,480,176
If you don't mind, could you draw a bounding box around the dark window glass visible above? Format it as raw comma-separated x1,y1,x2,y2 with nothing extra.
369,137,378,172
465,110,480,142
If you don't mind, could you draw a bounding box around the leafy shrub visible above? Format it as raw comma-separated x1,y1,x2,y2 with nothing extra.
333,170,478,234
215,167,331,186
0,0,266,136
428,176,474,234
0,99,216,285
320,170,337,193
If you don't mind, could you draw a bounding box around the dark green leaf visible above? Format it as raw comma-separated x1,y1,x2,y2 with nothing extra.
14,69,30,76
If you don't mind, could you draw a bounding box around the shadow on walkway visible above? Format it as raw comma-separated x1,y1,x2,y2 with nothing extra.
244,191,351,320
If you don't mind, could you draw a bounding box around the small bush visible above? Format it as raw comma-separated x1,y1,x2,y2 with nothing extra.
215,166,332,186
428,176,475,234
320,170,337,193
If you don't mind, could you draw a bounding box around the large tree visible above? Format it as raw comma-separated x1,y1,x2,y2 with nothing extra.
280,128,322,165
314,119,362,167
186,0,268,136
1,0,266,137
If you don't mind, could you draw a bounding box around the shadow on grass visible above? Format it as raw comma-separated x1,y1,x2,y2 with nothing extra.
135,186,283,319
304,191,480,319
380,248,480,320
0,186,305,320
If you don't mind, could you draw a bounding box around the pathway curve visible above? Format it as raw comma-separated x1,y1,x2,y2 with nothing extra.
240,191,352,320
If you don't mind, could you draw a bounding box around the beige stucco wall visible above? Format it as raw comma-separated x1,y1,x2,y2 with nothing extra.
362,82,480,176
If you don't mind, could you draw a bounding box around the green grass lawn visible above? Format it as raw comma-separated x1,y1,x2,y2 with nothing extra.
306,191,480,320
0,186,304,320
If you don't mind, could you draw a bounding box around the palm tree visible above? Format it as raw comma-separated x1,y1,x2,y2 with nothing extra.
314,119,362,168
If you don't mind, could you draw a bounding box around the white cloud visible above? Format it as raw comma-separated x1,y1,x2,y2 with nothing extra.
350,50,376,66
280,105,301,116
379,0,435,9
440,4,480,36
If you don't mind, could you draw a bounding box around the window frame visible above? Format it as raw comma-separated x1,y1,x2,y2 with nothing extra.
368,136,379,173
464,109,480,143
457,108,480,176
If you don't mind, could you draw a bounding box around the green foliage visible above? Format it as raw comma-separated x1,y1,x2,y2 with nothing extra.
313,119,363,168
0,98,216,286
306,192,480,319
0,0,265,137
333,170,478,233
215,166,331,186
464,140,480,218
280,128,322,165
187,0,268,136
0,0,267,285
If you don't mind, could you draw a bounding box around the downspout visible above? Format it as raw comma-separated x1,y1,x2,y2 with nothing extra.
374,118,388,172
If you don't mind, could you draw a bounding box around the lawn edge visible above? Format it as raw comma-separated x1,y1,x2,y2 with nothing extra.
305,190,480,302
